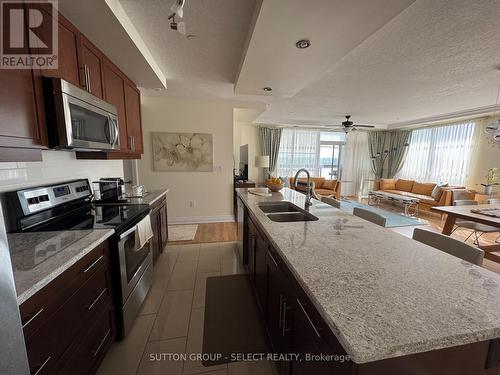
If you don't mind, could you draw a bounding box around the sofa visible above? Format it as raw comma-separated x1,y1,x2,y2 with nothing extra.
289,177,341,200
373,178,474,211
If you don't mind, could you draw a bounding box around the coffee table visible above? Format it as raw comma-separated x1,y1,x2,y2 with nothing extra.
368,191,420,217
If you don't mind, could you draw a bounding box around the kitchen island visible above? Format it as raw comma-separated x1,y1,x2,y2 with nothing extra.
237,188,500,374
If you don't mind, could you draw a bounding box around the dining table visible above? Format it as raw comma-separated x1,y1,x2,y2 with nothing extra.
432,204,500,262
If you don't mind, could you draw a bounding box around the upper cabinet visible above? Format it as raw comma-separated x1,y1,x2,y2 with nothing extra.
40,13,81,87
80,38,105,99
0,8,143,161
124,82,143,154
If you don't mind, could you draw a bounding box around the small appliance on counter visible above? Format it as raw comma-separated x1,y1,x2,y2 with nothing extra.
93,178,126,204
4,179,152,338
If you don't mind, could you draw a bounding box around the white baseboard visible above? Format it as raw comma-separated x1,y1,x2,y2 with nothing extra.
169,215,235,225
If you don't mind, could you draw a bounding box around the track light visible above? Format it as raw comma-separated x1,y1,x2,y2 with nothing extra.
168,13,187,35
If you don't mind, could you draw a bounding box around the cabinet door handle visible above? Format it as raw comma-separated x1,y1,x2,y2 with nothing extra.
22,308,44,329
268,250,278,267
281,299,292,337
278,295,283,329
83,255,104,274
131,135,135,151
87,288,107,311
87,65,92,94
34,355,51,375
92,329,111,357
297,298,322,338
80,66,88,90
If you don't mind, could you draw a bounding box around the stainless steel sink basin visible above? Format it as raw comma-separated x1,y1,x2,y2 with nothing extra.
258,202,302,213
267,212,319,222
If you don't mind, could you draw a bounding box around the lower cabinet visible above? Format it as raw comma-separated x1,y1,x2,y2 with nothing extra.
246,214,348,375
19,240,115,375
150,196,168,264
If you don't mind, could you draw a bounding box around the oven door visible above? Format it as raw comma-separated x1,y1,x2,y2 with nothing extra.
61,93,119,150
117,224,152,302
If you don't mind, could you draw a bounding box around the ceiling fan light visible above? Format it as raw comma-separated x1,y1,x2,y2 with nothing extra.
486,123,499,134
170,0,185,17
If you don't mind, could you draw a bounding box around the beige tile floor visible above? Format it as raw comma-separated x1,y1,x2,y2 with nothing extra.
97,242,274,375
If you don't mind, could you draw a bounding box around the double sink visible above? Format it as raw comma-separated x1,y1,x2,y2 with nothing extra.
258,202,319,222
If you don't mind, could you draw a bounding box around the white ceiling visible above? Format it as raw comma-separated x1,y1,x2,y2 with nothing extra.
117,0,500,128
235,0,414,98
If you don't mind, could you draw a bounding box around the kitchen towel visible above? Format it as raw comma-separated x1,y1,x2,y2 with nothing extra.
135,214,154,249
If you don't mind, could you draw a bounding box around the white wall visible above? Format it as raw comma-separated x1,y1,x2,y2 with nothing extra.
467,117,500,194
233,121,262,182
138,95,235,224
0,150,124,192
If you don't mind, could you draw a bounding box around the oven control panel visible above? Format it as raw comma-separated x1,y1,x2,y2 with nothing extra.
16,179,91,215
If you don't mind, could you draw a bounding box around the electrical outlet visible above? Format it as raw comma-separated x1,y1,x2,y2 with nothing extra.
190,200,196,208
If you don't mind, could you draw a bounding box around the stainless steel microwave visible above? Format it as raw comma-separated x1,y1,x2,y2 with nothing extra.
43,77,120,151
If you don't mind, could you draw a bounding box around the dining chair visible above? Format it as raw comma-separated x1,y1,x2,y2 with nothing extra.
353,207,387,227
487,198,500,242
452,200,499,245
412,228,484,266
321,196,341,208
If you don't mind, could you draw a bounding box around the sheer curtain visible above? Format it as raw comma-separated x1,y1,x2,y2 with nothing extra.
276,128,320,177
397,121,476,185
341,131,373,196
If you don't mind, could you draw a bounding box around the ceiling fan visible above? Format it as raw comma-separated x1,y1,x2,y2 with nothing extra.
331,115,375,133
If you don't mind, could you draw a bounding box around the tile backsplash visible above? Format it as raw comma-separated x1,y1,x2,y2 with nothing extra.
0,150,124,192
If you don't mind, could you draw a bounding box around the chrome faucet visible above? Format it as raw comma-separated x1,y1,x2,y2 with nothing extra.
293,168,313,208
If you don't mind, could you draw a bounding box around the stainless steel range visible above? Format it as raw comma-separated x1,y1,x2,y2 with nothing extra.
4,179,153,338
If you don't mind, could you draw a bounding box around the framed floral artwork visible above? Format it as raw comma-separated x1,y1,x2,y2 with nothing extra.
152,132,213,172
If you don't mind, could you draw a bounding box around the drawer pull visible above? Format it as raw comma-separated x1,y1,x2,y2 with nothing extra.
92,329,111,357
87,288,107,311
83,255,104,274
22,308,44,329
34,355,51,375
297,299,322,338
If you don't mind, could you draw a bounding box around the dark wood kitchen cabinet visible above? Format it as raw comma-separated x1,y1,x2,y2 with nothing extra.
19,240,115,375
124,81,143,154
0,4,145,161
79,38,105,99
150,196,168,264
40,12,81,87
103,61,128,151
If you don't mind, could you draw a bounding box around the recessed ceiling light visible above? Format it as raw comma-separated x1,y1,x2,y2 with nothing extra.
186,34,197,40
296,39,311,49
263,87,272,92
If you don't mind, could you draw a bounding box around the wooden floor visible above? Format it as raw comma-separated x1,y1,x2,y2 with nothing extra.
168,222,237,245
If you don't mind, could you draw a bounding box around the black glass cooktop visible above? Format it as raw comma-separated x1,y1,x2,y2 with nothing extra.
20,203,150,234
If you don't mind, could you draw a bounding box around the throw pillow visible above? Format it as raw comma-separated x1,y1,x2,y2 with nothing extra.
323,179,338,191
395,179,415,192
431,183,448,200
379,178,396,190
411,182,436,196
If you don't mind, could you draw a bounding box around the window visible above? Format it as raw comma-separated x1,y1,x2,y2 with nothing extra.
397,121,476,185
276,129,346,178
319,132,346,180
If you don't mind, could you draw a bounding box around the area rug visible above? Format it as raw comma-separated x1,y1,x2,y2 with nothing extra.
338,200,426,228
202,275,269,366
168,224,198,241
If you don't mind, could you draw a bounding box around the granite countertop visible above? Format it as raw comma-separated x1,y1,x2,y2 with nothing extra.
125,189,169,206
237,188,500,364
8,229,114,305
